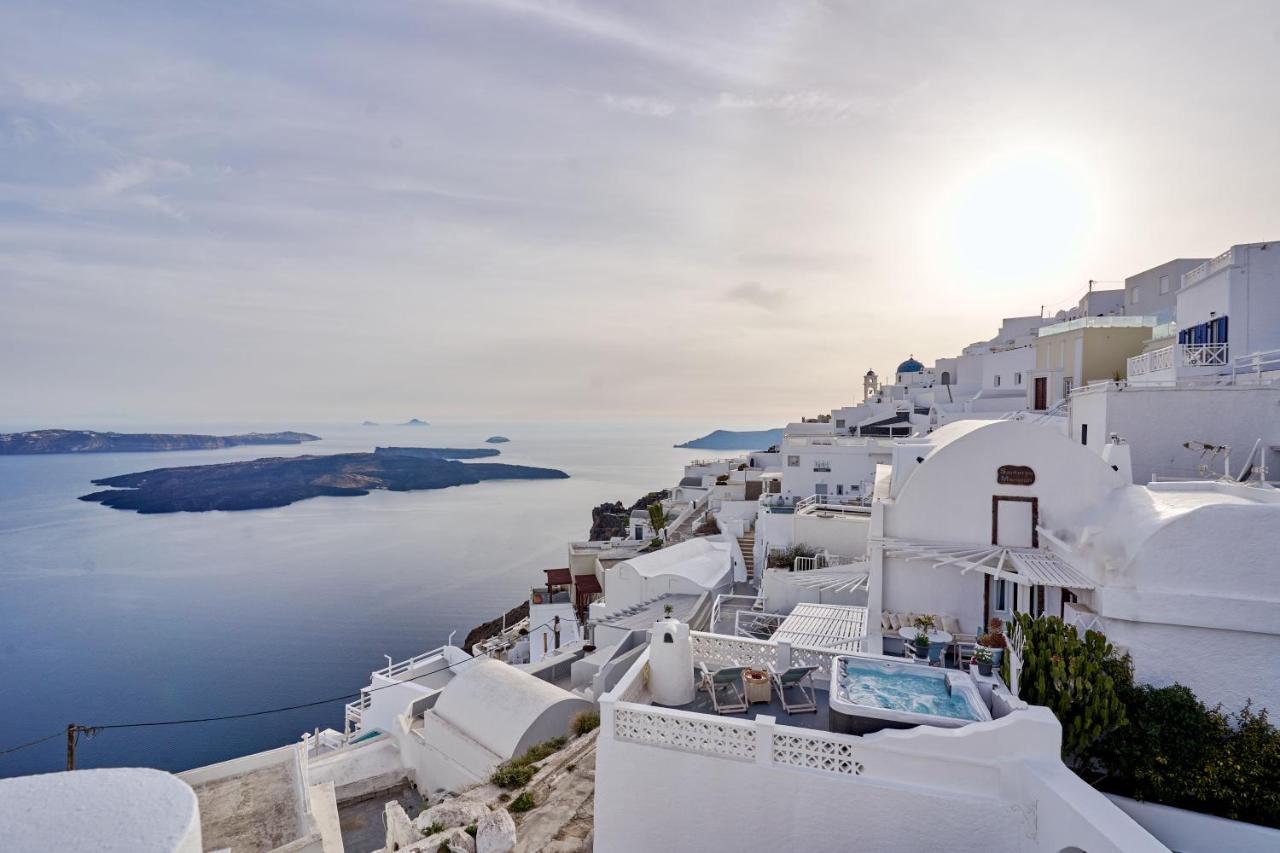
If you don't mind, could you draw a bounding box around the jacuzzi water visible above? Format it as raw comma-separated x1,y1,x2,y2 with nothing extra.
839,660,982,720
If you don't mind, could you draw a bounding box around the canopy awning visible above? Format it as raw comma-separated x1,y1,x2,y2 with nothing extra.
884,539,1096,590
572,573,602,595
773,603,868,650
543,568,572,586
780,571,870,594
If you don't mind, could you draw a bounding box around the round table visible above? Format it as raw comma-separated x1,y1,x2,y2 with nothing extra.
897,627,954,645
898,627,953,663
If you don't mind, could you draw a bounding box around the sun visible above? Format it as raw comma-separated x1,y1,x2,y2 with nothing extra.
936,147,1099,290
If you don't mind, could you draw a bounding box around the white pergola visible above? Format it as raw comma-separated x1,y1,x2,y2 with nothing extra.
772,602,869,650
883,539,1096,590
780,570,871,595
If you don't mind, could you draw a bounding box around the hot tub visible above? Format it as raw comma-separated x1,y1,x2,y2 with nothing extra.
828,654,992,735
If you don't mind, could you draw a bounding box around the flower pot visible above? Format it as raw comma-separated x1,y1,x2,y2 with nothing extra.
977,661,993,677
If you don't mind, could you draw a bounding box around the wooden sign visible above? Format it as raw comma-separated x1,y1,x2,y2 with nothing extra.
997,465,1036,486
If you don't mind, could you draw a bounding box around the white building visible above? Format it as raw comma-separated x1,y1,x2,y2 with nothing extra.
1125,243,1280,387
1124,258,1208,322
863,418,1280,713
1069,382,1280,483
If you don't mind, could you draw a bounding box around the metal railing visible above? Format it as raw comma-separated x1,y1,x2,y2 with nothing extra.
794,495,871,513
374,645,448,680
792,550,856,572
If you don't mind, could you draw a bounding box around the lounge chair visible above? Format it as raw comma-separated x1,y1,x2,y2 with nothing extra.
698,663,748,715
769,665,819,714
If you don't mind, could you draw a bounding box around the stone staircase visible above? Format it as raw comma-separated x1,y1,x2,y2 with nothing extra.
737,535,756,581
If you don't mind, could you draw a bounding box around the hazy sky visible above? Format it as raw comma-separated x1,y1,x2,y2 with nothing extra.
3,1,1279,426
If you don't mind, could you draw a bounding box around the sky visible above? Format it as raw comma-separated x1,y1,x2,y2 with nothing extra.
3,1,1279,427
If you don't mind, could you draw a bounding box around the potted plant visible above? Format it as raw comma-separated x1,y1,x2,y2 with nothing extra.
977,617,1007,668
974,645,993,677
912,631,931,660
663,604,674,619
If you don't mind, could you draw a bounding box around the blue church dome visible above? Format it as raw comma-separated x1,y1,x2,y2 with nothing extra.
896,356,924,374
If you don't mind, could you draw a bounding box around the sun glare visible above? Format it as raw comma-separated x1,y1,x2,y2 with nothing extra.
937,148,1098,289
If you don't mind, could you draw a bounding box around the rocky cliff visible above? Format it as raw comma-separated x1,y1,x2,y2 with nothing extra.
587,490,667,540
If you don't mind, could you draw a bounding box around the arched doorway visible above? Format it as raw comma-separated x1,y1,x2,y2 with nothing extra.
940,371,951,385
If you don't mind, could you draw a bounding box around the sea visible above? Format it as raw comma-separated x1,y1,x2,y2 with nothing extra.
0,420,717,778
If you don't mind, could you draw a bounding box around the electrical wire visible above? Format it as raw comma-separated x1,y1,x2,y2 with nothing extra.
0,615,567,761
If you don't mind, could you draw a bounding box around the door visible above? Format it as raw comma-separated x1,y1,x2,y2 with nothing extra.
1033,377,1047,410
993,496,1037,548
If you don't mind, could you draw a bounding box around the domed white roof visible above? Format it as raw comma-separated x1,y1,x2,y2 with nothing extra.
434,658,588,759
0,768,202,853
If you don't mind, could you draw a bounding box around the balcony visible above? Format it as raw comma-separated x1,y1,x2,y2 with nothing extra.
1037,315,1156,338
1127,343,1228,384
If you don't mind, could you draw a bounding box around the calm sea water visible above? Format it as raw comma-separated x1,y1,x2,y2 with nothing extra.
0,420,711,777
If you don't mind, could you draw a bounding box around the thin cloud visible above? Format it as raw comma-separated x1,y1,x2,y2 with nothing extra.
600,94,677,118
727,281,786,310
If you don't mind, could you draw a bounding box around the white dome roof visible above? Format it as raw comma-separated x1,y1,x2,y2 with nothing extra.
0,768,202,853
434,658,587,759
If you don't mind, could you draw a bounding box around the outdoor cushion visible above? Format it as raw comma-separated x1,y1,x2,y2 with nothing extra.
943,615,963,635
880,611,892,630
888,612,902,630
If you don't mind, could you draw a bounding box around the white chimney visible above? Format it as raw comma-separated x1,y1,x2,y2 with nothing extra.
648,618,695,706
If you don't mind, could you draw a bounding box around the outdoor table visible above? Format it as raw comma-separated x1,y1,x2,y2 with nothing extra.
898,627,954,663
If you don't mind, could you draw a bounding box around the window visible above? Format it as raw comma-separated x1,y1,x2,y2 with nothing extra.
993,374,1002,387
1081,423,1088,446
814,483,828,495
835,419,845,428
1159,275,1170,295
836,484,844,495
787,455,800,467
995,579,1007,611
813,459,831,472
1014,371,1022,385
1131,287,1140,304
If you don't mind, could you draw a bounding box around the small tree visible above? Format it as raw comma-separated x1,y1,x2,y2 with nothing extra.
1013,613,1127,764
648,502,665,531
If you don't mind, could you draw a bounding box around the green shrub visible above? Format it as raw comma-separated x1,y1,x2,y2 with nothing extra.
489,762,536,789
765,543,818,569
1014,613,1126,762
647,502,665,531
436,844,450,853
464,824,478,838
424,821,446,836
489,736,569,788
572,710,600,736
509,792,535,813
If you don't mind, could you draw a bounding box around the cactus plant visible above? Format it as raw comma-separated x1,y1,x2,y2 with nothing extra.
1012,612,1127,763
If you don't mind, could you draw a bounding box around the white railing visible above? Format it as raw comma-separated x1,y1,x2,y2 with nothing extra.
375,645,448,680
1127,343,1229,380
794,495,871,514
1183,248,1234,287
792,550,856,572
614,705,757,761
1038,315,1156,338
344,691,371,733
1231,348,1280,383
688,630,851,682
709,593,763,633
611,702,865,777
733,609,787,639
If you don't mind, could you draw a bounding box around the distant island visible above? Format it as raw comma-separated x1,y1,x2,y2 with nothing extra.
361,420,379,426
485,436,511,444
400,418,430,427
79,446,568,513
0,429,320,456
674,428,783,451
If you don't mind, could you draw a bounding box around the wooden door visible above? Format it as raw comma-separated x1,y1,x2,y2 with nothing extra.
1033,376,1047,410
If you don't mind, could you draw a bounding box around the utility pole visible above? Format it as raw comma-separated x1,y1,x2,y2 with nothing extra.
66,723,77,770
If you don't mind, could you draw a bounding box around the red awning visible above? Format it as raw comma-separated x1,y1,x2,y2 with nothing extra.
544,568,572,585
573,573,602,595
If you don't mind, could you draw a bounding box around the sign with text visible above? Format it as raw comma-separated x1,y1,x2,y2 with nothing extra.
997,465,1036,486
